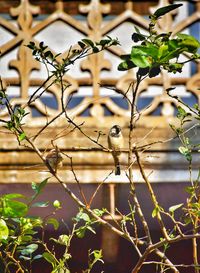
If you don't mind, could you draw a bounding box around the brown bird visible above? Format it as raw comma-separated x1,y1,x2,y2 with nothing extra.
108,125,124,175
45,148,63,173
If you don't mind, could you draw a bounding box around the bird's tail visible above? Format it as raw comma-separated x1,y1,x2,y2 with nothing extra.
114,156,121,175
115,164,121,175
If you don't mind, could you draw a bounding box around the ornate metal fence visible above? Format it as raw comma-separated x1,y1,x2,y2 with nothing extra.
0,0,200,184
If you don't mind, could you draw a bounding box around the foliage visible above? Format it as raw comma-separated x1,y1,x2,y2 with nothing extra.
1,3,200,273
118,3,200,76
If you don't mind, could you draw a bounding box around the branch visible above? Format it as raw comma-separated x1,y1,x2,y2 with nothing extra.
127,75,152,245
135,148,170,240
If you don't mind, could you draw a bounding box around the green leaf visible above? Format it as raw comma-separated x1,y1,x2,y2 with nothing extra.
149,67,161,77
169,203,183,213
81,39,94,47
46,218,59,230
31,201,49,207
91,249,104,264
177,106,187,120
31,178,49,200
20,235,33,243
57,234,70,246
168,63,183,73
44,50,54,59
0,219,9,241
18,132,26,142
153,4,182,19
33,254,43,260
132,32,146,42
92,46,99,53
99,39,112,46
179,146,192,162
3,193,25,200
152,206,162,218
78,41,86,49
185,186,194,195
131,46,158,68
177,33,200,53
76,227,86,238
152,207,158,218
43,252,57,266
19,255,31,261
92,208,106,217
75,210,90,222
27,41,35,50
158,44,169,60
86,225,96,234
159,48,182,63
2,200,28,217
118,60,136,71
20,244,38,256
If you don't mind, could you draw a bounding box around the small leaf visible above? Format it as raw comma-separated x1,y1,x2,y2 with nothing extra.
20,244,38,256
57,234,70,246
137,67,149,76
179,146,192,162
78,41,86,49
169,203,183,213
152,206,160,218
43,252,57,266
86,225,96,234
92,46,99,53
75,210,90,222
19,255,31,261
31,178,49,200
177,33,200,53
92,208,106,217
177,106,187,120
149,67,161,78
18,132,26,142
118,60,136,71
31,201,49,208
46,218,59,230
153,4,182,19
20,235,33,242
92,249,104,264
33,254,43,260
81,38,94,47
99,39,111,46
26,41,35,50
131,46,157,68
44,50,53,59
76,227,86,238
0,219,9,241
132,32,146,42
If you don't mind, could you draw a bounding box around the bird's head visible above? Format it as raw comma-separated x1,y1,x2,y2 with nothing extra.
110,125,121,136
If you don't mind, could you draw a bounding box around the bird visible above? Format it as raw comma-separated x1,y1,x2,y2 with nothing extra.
108,125,124,175
45,147,63,173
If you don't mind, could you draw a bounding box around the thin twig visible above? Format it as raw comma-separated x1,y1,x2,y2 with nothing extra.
64,153,88,207
88,170,113,207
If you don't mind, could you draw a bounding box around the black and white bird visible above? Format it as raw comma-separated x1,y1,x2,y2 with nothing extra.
108,125,124,175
